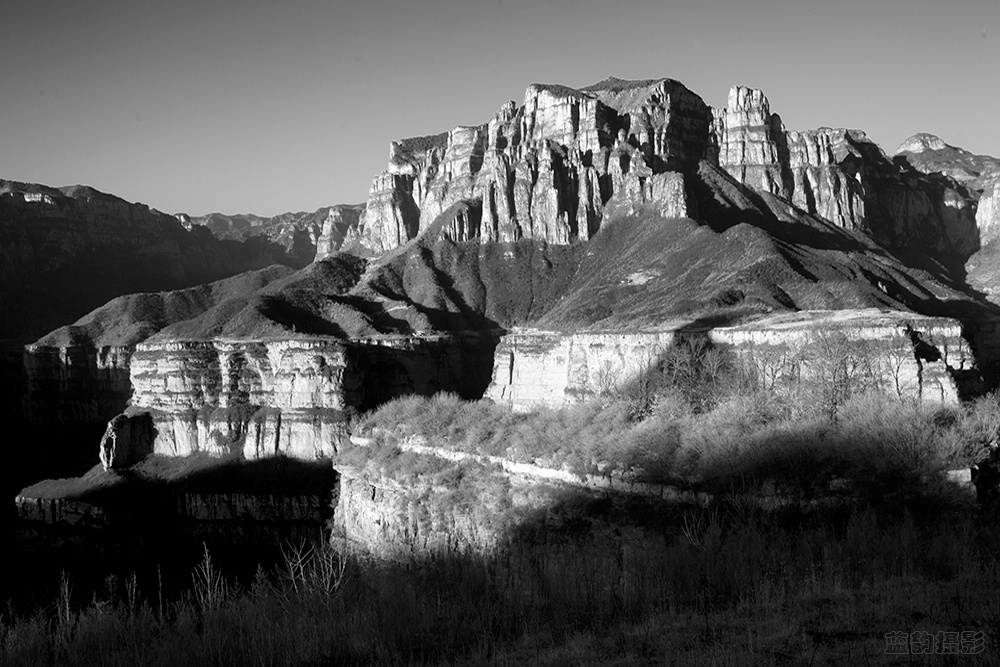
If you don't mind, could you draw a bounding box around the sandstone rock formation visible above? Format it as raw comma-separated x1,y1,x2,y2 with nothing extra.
21,76,1000,493
895,133,1000,190
890,133,1000,303
22,266,296,434
977,179,1000,245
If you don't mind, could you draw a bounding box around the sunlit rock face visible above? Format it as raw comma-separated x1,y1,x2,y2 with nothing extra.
314,205,367,258
103,334,496,469
711,87,978,261
99,407,155,469
977,178,1000,244
359,78,980,266
360,78,708,253
486,310,974,410
183,205,365,266
127,340,354,462
333,472,507,558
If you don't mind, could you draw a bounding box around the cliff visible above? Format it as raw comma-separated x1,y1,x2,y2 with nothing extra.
353,79,980,272
893,133,1000,301
179,203,365,265
15,456,336,552
711,88,978,263
23,75,1000,488
487,310,975,411
353,77,708,255
99,333,495,468
22,266,296,433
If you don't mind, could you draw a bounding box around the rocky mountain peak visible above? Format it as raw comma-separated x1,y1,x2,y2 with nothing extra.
353,75,983,266
897,133,950,154
726,85,772,116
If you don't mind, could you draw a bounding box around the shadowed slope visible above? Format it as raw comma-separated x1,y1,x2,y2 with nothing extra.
107,168,998,343
35,265,298,348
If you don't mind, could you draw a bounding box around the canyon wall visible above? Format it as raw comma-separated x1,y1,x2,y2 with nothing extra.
352,78,706,255
350,79,979,266
179,203,366,265
710,86,978,260
100,334,496,468
486,310,974,410
23,344,133,425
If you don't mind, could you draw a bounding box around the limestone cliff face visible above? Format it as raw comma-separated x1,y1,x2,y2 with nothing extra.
315,205,367,258
333,472,509,558
358,78,980,266
23,344,132,424
106,334,495,468
127,339,353,462
184,204,366,265
360,78,707,253
487,310,974,410
711,88,978,260
975,177,1000,245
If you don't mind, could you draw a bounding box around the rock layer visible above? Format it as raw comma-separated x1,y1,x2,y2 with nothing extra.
712,88,978,261
180,203,366,265
357,79,981,267
108,334,496,468
360,78,708,254
487,310,974,410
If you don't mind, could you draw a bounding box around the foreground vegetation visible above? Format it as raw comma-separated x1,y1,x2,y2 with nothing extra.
4,496,1000,666
9,338,1000,665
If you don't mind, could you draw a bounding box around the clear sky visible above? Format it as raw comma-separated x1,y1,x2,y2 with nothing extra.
3,0,998,217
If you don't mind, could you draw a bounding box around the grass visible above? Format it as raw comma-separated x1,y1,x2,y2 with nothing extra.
5,496,1000,666
352,388,988,499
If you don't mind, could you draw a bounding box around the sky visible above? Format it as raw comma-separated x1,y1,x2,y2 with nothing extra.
2,0,998,217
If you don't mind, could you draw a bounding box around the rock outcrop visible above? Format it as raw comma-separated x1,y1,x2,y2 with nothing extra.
357,79,981,268
23,343,133,425
182,203,366,265
487,310,975,410
975,177,1000,245
21,266,297,445
712,89,979,262
895,133,1000,191
360,78,708,253
109,334,495,468
99,408,155,469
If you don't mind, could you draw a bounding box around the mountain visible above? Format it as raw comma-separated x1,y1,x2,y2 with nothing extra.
0,180,316,343
19,75,1000,482
346,79,982,280
895,133,1000,192
176,204,366,266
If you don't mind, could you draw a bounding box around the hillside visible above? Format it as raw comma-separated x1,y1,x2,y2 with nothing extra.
0,180,313,342
106,161,994,346
23,78,997,350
